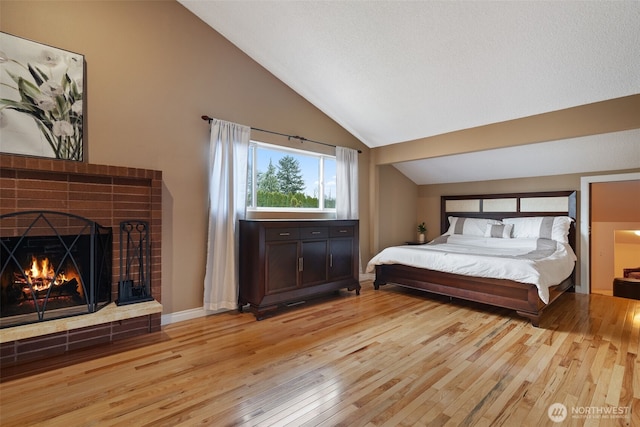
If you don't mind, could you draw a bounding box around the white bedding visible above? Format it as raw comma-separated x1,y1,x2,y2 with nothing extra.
365,234,577,304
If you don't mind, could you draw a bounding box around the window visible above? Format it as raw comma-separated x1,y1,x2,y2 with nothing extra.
247,141,336,211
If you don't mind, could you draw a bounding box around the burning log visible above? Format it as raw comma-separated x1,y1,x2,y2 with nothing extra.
8,256,82,301
21,278,80,300
52,278,80,297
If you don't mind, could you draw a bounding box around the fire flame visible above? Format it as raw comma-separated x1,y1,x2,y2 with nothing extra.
25,256,69,291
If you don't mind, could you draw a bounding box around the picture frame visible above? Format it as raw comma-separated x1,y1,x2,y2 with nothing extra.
0,32,85,161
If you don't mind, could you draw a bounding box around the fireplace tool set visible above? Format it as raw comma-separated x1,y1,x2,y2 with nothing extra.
116,220,154,305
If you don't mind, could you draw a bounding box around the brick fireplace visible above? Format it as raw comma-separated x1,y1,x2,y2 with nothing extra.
0,154,162,365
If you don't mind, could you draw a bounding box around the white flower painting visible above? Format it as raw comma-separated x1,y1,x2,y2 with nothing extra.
0,32,84,161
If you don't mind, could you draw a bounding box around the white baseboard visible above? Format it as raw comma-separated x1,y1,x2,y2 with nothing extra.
161,306,236,326
161,307,206,326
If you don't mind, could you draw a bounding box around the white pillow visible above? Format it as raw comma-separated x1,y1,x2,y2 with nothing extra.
445,216,502,237
502,216,573,243
484,223,513,239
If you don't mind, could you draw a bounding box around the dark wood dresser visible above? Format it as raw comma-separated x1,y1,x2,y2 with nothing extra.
239,219,360,319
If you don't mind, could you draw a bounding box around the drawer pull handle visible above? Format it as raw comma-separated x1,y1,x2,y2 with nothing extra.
330,254,333,267
339,230,347,233
279,232,290,236
311,231,321,235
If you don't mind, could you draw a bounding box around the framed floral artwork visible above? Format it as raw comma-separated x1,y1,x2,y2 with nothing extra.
0,32,85,161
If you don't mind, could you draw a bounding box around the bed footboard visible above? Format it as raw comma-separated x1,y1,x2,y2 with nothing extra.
374,264,572,327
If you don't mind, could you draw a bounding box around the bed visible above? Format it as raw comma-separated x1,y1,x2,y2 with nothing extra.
367,191,577,326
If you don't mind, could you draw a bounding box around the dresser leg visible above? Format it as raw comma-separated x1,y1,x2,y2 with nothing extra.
350,284,361,295
249,305,278,321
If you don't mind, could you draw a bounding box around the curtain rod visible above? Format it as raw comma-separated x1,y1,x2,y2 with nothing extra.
201,115,361,153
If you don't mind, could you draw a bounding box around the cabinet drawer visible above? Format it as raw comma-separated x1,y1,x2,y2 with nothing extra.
300,227,328,239
330,226,354,238
266,228,300,241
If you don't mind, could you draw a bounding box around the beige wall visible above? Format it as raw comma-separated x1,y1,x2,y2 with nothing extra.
0,1,369,315
376,165,417,249
591,180,640,223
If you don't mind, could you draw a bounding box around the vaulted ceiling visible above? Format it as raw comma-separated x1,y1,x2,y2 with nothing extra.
180,1,640,184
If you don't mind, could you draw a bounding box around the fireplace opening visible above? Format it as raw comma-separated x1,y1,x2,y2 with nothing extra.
1,211,112,328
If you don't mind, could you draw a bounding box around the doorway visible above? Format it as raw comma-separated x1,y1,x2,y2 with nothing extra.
580,173,640,295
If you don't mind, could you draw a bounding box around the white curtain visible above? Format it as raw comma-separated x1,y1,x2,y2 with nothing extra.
203,119,250,311
336,146,359,220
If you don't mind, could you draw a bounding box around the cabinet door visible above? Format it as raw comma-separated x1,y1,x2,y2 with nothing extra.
265,241,299,294
328,237,354,280
301,240,328,286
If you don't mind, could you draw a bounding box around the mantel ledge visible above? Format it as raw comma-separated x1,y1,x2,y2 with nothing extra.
0,301,162,343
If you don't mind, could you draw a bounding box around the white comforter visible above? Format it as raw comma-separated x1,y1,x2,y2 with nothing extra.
365,235,577,304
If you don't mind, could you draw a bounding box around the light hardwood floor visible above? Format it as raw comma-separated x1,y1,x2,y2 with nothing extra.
1,281,639,427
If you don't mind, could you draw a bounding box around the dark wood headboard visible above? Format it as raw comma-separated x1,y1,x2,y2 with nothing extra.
441,190,577,250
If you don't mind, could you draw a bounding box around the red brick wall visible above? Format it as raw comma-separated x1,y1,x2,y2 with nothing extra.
1,316,159,365
0,154,162,365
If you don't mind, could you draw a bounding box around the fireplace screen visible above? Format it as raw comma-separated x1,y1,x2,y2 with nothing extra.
1,211,112,328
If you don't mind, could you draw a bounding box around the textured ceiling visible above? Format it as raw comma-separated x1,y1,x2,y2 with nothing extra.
180,0,640,183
